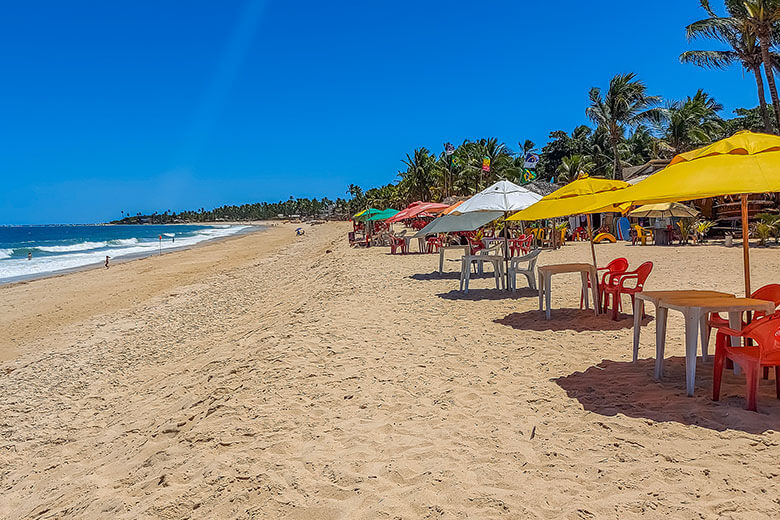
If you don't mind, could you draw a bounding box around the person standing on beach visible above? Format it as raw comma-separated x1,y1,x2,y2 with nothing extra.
105,255,110,269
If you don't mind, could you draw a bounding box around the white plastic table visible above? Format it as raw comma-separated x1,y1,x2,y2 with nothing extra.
632,290,734,363
460,255,505,293
537,263,599,320
403,236,427,253
655,296,775,397
439,245,470,273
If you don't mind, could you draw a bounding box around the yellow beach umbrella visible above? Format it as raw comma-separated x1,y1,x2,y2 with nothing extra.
600,130,780,295
508,173,631,267
628,202,699,219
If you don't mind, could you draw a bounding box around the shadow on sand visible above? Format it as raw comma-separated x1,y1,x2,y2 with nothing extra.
494,308,652,331
555,357,780,433
435,287,538,301
410,271,462,281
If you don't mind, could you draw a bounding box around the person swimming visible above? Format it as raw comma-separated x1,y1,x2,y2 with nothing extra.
27,252,32,261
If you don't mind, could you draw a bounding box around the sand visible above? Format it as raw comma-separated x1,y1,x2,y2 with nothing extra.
1,222,780,519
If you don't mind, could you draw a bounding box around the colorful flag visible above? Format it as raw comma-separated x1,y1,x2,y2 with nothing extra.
444,143,455,156
523,153,540,169
482,157,490,172
520,168,538,184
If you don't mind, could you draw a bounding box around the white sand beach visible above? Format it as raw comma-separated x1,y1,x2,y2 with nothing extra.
2,222,780,519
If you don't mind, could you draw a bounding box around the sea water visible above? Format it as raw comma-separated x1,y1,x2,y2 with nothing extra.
0,224,254,284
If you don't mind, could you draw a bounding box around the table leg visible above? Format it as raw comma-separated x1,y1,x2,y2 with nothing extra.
464,259,471,294
545,273,552,320
699,312,710,362
459,258,465,292
728,311,742,376
538,269,544,312
590,269,600,316
684,309,700,397
654,305,667,379
632,298,643,362
580,272,589,310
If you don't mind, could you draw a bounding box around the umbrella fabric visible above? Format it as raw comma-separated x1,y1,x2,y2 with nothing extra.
628,202,699,219
606,131,780,206
387,202,449,223
353,208,380,221
453,180,541,214
412,211,504,237
594,131,780,296
507,175,630,221
365,209,400,221
441,201,465,215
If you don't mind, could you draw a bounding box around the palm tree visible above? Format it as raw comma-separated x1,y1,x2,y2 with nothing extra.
556,154,595,183
682,1,775,133
740,0,780,131
399,148,438,202
660,90,725,154
586,73,663,180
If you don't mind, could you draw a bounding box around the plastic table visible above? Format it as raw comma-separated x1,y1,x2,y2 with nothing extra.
403,236,427,253
537,263,599,320
438,245,470,273
460,255,505,293
655,296,775,397
632,290,734,363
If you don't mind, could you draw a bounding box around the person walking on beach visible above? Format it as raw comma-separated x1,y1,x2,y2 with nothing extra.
105,255,110,269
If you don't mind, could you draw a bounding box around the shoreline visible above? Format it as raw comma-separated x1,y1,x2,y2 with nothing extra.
3,224,780,517
0,222,275,287
0,222,297,363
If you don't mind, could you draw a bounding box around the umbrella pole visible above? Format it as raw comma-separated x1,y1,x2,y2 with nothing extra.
586,214,598,268
741,194,751,297
503,212,510,290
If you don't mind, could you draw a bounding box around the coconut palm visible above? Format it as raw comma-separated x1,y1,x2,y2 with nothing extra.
682,1,776,133
556,154,595,183
399,148,438,202
660,90,726,154
586,73,663,180
739,0,780,132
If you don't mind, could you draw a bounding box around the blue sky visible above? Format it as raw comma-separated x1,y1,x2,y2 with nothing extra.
0,1,761,224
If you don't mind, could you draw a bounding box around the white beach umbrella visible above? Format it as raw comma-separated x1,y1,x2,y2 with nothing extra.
452,180,542,289
452,180,542,214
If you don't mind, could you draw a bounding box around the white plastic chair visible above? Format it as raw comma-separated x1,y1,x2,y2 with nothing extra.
508,249,541,292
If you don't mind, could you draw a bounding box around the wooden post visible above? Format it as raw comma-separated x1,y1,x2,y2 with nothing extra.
741,194,751,297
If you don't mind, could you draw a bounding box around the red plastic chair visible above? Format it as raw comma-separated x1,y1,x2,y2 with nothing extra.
709,284,780,330
390,235,408,255
602,261,653,320
426,236,443,253
580,257,629,311
508,235,525,256
712,315,780,411
467,238,485,255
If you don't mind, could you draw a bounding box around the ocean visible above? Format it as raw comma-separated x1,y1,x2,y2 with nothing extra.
0,224,254,284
